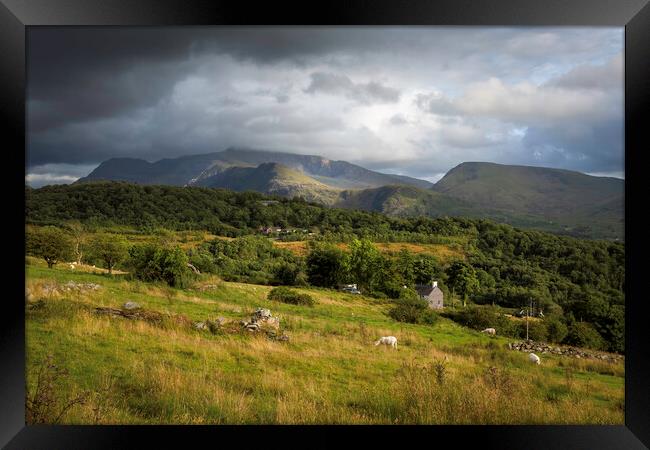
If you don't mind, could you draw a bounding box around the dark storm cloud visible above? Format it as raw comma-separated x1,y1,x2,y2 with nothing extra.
26,27,624,184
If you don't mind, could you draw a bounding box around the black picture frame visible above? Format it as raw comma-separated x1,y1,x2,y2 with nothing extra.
2,1,649,448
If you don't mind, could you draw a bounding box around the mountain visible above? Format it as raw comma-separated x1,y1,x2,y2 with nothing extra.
78,148,433,190
76,153,623,240
196,162,341,204
431,162,624,239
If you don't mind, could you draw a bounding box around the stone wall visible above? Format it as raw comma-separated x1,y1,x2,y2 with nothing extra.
507,340,623,362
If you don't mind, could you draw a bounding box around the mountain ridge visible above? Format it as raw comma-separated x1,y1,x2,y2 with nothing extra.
76,151,623,240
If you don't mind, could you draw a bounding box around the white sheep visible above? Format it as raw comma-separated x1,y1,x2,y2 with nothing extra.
529,353,541,365
374,336,398,348
481,328,496,335
69,264,75,270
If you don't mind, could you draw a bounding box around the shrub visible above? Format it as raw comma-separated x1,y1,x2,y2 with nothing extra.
443,305,517,337
445,305,498,330
273,262,308,286
306,243,349,287
26,354,89,424
389,290,438,325
564,322,606,350
516,320,549,342
187,247,217,274
546,317,569,343
268,286,315,306
128,243,193,288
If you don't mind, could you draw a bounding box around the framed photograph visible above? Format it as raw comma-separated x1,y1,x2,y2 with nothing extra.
3,0,649,447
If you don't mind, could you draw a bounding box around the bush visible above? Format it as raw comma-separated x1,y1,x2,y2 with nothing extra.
187,247,217,274
443,305,518,337
546,317,569,343
445,306,498,330
516,320,549,342
128,243,193,288
273,262,308,286
389,290,438,325
564,322,606,350
268,286,315,306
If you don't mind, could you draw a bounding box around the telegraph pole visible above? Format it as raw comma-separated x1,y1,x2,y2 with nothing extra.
526,297,531,341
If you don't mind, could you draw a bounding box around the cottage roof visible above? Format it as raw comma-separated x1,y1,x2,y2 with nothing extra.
415,284,441,297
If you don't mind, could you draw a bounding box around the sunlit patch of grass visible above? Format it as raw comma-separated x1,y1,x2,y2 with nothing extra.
26,263,624,424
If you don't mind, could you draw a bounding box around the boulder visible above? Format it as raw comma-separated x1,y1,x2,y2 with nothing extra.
193,321,208,330
123,301,141,310
245,323,260,332
253,308,272,321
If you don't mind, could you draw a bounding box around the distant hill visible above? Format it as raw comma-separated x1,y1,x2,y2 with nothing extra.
335,185,479,218
431,162,624,239
75,152,624,240
78,148,433,190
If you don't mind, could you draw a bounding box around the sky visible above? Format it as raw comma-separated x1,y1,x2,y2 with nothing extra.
26,27,624,187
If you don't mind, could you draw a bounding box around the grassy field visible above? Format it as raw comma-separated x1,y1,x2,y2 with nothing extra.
25,258,624,425
273,240,466,261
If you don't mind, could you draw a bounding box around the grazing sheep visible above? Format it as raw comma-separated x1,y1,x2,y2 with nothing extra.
481,328,496,335
69,264,75,270
529,353,541,365
374,336,398,348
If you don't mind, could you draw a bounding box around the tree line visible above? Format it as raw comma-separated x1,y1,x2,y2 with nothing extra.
25,182,625,353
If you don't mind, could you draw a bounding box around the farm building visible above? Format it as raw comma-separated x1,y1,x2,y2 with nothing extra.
415,281,444,309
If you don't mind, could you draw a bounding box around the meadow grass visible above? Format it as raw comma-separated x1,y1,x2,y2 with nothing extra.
25,260,624,425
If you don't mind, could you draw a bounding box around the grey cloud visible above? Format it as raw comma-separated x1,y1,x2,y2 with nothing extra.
389,114,408,125
415,93,459,116
545,54,623,91
305,72,400,105
27,27,624,181
522,118,623,173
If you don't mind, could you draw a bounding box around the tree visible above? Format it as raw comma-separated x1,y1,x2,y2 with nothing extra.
564,322,606,350
412,255,441,285
545,317,569,343
129,243,192,287
446,261,479,307
348,238,382,292
27,226,72,269
89,233,129,274
306,242,349,288
65,221,86,265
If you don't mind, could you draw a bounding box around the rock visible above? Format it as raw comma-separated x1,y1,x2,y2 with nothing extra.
187,263,201,274
265,316,280,330
123,301,141,310
245,323,260,332
253,308,272,321
193,321,208,330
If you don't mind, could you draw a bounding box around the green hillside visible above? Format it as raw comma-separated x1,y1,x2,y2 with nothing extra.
432,162,624,239
197,163,341,204
25,261,624,424
335,185,479,217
